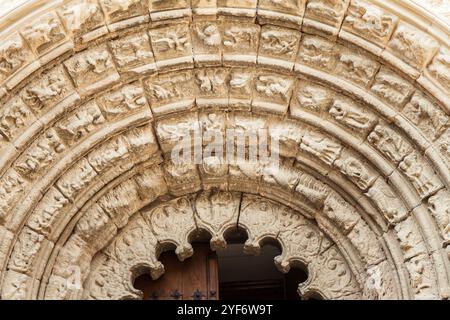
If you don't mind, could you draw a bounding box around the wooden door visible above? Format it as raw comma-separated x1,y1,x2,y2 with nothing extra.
134,245,219,300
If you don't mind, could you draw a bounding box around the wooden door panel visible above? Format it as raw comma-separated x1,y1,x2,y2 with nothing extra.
134,244,218,300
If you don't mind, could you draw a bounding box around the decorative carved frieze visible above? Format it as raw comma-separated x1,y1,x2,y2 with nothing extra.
64,45,120,95
191,21,222,66
398,152,443,199
27,187,69,238
149,23,193,69
342,0,398,46
304,0,351,29
328,97,377,136
0,0,448,302
109,32,156,76
58,0,107,40
428,189,450,246
144,70,195,115
402,93,448,142
0,97,36,141
142,196,196,261
334,149,378,191
14,129,66,179
97,83,149,120
56,158,98,200
258,25,301,69
368,124,413,164
195,190,241,250
387,23,439,70
366,177,408,224
222,22,260,65
56,101,106,146
0,34,35,85
20,12,68,56
297,35,336,71
336,50,379,87
371,67,414,108
20,66,73,115
300,130,343,165
99,0,148,24
427,49,450,94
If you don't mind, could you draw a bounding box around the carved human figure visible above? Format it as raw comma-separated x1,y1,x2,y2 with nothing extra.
329,99,376,132
195,24,221,47
21,13,66,54
399,153,441,198
368,125,412,164
0,37,30,81
300,131,342,165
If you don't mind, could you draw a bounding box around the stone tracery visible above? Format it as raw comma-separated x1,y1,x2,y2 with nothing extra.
0,0,448,300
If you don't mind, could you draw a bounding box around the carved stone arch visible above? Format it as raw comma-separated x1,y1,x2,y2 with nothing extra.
0,0,448,300
78,191,363,301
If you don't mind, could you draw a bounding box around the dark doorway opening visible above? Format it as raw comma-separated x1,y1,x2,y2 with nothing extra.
133,229,316,300
217,229,308,300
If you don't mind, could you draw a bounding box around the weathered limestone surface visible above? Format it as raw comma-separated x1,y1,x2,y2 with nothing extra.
0,0,449,300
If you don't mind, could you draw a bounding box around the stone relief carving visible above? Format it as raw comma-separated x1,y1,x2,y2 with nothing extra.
323,192,360,234
291,81,332,114
56,158,98,200
305,0,350,27
394,217,427,260
0,97,35,141
259,25,301,62
0,0,448,301
109,32,155,75
97,83,148,118
21,67,71,114
192,21,222,65
427,49,450,93
194,190,241,250
75,203,118,251
0,34,33,83
405,254,438,299
402,93,448,142
343,0,397,45
20,12,67,55
163,162,201,196
98,179,141,229
0,170,27,223
297,35,336,70
328,97,377,135
8,226,46,275
368,124,413,164
371,67,414,108
366,177,408,224
222,23,260,63
14,129,66,179
99,0,148,23
398,152,443,199
301,246,361,299
58,0,106,37
56,101,106,145
336,51,379,87
145,70,195,113
143,197,196,261
149,23,192,65
436,128,450,169
387,23,440,70
27,187,69,238
428,189,450,246
64,45,120,95
334,149,378,191
300,130,343,165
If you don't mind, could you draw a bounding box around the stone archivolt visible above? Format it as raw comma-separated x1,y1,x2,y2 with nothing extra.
0,0,448,300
